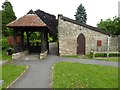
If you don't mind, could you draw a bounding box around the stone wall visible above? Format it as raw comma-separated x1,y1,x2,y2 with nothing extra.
58,15,109,56
40,50,48,59
12,50,29,60
109,36,119,51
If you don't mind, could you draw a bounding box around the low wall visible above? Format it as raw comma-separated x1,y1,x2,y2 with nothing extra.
40,50,48,59
12,51,29,60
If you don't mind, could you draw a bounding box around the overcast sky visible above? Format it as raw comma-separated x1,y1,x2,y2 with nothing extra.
0,0,120,26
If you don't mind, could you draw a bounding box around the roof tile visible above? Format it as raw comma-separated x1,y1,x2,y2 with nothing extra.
7,13,46,27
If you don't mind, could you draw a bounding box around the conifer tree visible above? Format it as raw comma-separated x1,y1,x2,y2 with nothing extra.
75,4,87,24
2,0,16,36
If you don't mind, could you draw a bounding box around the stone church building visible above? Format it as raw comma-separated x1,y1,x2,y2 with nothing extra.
58,15,112,56
7,10,119,59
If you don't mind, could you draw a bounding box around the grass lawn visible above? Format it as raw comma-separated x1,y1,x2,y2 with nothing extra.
52,62,119,88
0,64,27,89
64,54,119,62
94,57,119,62
0,50,12,61
64,55,81,58
64,55,90,59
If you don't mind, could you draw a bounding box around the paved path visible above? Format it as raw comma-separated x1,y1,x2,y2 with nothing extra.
9,54,119,88
9,42,119,88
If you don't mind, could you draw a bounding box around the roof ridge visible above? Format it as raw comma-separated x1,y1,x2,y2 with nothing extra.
35,9,56,18
60,15,111,36
27,10,47,26
27,9,36,14
6,11,47,27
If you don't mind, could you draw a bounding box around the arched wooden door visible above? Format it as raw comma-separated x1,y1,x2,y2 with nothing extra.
77,33,85,55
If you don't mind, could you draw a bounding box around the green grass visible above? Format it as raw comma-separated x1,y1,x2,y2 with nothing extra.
0,64,27,89
64,55,81,58
94,57,119,62
0,50,12,61
52,62,119,88
64,54,119,62
64,55,90,59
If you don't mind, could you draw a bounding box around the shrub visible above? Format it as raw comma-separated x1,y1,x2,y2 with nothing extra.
2,36,8,50
86,53,93,58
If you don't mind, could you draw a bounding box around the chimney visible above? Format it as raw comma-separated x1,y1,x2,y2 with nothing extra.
58,14,63,19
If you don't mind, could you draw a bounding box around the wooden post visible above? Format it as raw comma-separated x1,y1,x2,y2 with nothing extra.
41,31,44,53
46,32,49,53
41,31,47,53
44,31,48,52
21,31,24,51
13,30,18,53
26,31,29,51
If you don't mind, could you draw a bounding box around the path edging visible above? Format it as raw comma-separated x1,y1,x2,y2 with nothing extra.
49,62,61,88
5,65,29,89
49,63,56,88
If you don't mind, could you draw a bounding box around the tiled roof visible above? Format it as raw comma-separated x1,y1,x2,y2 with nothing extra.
7,13,47,27
35,9,58,35
59,15,111,36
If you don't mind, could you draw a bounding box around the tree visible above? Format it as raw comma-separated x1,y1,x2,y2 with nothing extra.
75,4,87,24
97,16,120,36
2,0,16,36
0,10,2,37
0,10,2,31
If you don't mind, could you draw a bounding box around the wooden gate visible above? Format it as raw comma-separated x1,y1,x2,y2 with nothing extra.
29,42,41,53
77,33,85,55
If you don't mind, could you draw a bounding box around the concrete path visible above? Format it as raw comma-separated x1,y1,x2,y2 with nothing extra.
9,54,119,88
9,42,119,88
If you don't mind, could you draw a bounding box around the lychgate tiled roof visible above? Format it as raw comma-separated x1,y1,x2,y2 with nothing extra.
7,11,47,27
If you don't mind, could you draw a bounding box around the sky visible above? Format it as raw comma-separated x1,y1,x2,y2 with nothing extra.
0,0,120,27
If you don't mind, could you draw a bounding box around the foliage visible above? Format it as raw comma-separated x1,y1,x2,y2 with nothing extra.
28,32,41,44
0,51,1,56
94,53,119,57
75,4,87,24
0,64,26,89
29,32,40,41
1,36,12,61
1,49,12,61
0,10,2,31
24,32,57,43
2,0,16,36
53,62,118,88
97,16,120,35
48,33,57,42
2,35,8,49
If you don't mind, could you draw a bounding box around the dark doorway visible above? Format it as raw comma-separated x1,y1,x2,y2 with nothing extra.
77,33,85,55
28,32,41,53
